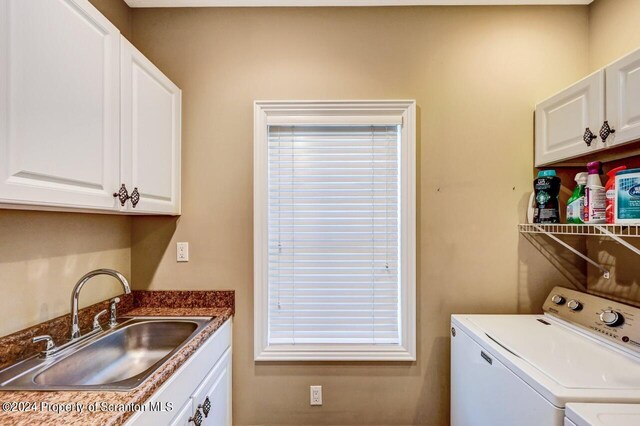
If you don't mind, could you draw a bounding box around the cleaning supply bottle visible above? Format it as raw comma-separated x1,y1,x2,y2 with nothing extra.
605,166,627,224
584,161,606,224
533,170,561,223
615,168,640,223
567,172,588,224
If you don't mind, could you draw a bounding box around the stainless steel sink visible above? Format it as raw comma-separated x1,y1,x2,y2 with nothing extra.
0,317,213,391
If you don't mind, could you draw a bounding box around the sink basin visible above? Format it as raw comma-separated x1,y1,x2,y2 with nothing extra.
0,317,212,391
35,320,197,387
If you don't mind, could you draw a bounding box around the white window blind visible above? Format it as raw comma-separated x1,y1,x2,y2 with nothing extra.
267,125,401,346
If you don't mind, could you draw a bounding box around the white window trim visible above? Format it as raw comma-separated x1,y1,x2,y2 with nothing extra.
254,100,416,362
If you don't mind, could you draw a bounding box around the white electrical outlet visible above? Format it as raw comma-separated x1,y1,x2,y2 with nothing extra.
177,242,189,262
310,385,322,406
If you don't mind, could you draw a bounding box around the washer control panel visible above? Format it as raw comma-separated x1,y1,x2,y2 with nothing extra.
543,286,640,353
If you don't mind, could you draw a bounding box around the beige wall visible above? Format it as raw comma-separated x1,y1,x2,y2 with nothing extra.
589,0,640,70
130,6,587,424
0,0,133,338
0,211,131,336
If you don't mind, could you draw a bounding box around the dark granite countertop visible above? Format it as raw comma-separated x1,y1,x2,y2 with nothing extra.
0,291,234,426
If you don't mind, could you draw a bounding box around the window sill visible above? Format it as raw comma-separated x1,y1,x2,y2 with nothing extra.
254,345,416,362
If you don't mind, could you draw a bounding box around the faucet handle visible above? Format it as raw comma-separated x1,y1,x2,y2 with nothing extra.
32,335,56,356
93,309,108,331
109,297,121,328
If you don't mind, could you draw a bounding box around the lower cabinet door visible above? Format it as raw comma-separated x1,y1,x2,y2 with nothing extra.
191,348,232,426
170,399,194,426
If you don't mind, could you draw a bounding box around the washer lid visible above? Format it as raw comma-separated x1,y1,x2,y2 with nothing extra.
566,403,640,426
467,315,640,390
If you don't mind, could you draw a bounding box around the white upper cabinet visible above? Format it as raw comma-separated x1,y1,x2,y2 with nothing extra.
0,1,181,214
120,37,181,215
535,70,605,166
606,47,640,148
536,48,640,166
0,0,121,210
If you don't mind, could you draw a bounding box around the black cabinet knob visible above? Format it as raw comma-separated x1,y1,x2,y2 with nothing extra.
130,187,140,208
199,396,211,418
583,128,598,146
599,120,615,142
189,408,203,426
112,184,130,207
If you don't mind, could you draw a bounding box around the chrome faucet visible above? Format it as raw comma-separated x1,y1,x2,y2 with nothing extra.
70,269,131,340
33,307,115,359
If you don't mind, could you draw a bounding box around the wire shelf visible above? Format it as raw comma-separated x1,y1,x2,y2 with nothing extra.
518,224,640,238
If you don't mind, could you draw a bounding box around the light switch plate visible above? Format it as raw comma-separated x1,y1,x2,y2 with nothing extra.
177,242,189,262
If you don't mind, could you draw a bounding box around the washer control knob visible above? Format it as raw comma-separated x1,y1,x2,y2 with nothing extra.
551,295,566,305
600,310,624,327
567,300,583,311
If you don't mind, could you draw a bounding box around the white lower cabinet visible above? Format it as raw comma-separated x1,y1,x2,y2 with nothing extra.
190,349,232,426
127,319,232,426
170,400,194,426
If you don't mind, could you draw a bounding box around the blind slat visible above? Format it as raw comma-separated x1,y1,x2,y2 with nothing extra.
268,124,400,346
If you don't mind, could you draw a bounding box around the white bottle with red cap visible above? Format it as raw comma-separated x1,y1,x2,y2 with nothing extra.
584,161,606,224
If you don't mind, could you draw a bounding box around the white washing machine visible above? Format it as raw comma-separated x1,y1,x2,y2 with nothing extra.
565,403,640,426
451,286,640,426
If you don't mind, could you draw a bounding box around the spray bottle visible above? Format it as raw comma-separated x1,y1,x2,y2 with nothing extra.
567,172,588,224
584,161,606,224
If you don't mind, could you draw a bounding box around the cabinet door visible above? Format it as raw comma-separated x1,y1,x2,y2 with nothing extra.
120,37,181,215
192,349,232,426
535,70,605,166
0,0,120,210
606,47,640,147
169,399,194,426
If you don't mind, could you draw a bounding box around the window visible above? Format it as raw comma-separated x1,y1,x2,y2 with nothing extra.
254,101,416,361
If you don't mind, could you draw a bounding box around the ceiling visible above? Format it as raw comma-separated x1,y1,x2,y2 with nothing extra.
124,0,593,7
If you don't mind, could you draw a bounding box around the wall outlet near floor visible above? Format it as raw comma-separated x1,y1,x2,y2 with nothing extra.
310,385,322,406
177,242,189,262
